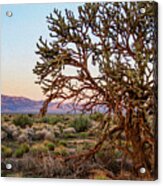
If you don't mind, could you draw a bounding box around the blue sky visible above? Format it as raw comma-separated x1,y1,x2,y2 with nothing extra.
0,2,83,100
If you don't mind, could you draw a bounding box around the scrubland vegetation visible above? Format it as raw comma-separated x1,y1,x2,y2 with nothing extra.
1,113,142,179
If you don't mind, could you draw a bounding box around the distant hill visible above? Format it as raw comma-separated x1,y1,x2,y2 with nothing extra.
1,95,107,114
1,95,77,114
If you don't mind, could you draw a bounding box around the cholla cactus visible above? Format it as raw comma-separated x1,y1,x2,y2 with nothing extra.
33,2,158,179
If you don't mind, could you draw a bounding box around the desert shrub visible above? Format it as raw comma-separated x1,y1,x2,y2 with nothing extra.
47,143,55,151
49,116,63,125
78,132,89,138
114,150,123,158
14,148,24,158
83,142,94,150
39,116,50,123
38,115,63,125
28,113,34,118
76,145,84,153
54,146,68,156
71,116,91,132
18,153,72,178
95,151,105,159
13,144,29,158
54,145,68,156
62,133,76,139
58,140,67,147
13,115,33,128
3,115,10,122
20,143,30,153
89,112,104,121
2,146,13,157
31,144,48,154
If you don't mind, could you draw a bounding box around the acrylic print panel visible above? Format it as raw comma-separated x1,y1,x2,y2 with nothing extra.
1,1,158,180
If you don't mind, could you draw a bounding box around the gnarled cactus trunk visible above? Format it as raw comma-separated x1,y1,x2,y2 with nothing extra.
125,105,154,178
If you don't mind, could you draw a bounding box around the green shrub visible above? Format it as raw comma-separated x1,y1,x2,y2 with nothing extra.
60,149,68,156
83,142,93,149
40,116,50,123
14,148,24,158
47,143,55,151
78,132,89,138
13,115,33,128
38,116,63,125
114,150,123,158
13,144,29,158
89,112,104,121
31,144,48,154
71,116,91,132
62,133,77,139
95,151,105,159
54,146,68,156
58,140,67,147
20,143,30,153
49,116,63,125
2,146,13,157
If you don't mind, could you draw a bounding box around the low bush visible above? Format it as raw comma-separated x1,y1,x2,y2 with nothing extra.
3,115,10,122
39,116,50,123
2,146,13,157
13,115,33,128
28,113,34,118
62,133,76,139
38,115,63,125
71,116,91,132
47,143,55,151
20,143,30,153
89,112,104,121
54,146,68,156
13,143,29,158
49,116,63,124
58,140,67,147
31,144,48,154
14,148,24,158
78,132,89,138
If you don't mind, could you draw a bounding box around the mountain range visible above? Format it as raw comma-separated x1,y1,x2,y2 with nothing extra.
1,94,107,114
1,95,80,114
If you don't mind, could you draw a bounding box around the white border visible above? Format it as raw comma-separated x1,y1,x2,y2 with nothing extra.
0,0,162,186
